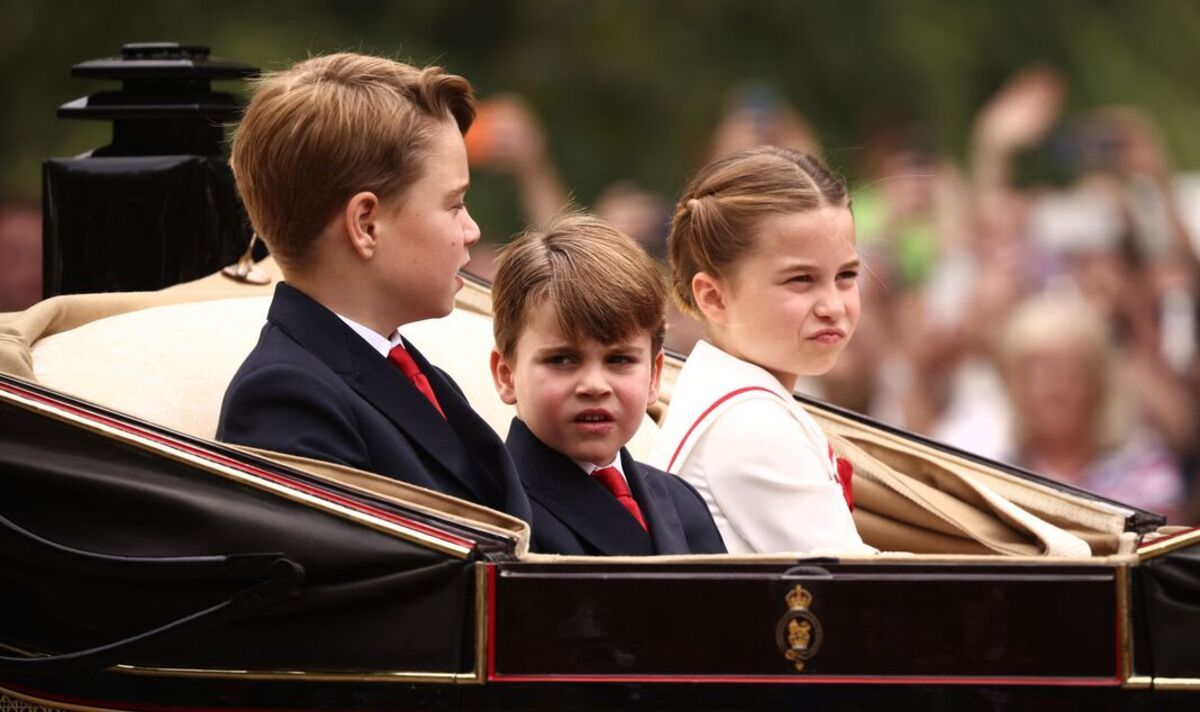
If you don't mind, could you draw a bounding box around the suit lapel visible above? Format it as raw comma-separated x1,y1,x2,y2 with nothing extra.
267,283,500,506
347,347,504,504
507,419,652,556
621,450,689,555
408,341,531,522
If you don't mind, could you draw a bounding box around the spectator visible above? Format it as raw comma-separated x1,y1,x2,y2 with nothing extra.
465,94,569,228
0,203,41,312
999,293,1188,523
706,80,821,162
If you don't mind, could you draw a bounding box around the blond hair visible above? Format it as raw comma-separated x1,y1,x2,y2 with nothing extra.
230,53,475,271
492,213,667,358
667,146,850,317
999,292,1131,453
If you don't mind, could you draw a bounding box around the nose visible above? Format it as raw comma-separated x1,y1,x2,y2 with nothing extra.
575,362,612,398
813,284,845,321
462,209,481,247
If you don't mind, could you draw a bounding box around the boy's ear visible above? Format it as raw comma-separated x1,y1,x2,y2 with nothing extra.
645,349,665,407
692,271,728,326
344,191,383,261
490,348,518,405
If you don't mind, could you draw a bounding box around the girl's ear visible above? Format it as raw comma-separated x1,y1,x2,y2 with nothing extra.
692,271,729,326
344,191,382,260
490,348,518,405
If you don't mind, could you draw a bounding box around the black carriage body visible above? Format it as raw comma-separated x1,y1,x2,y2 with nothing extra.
2,375,1199,711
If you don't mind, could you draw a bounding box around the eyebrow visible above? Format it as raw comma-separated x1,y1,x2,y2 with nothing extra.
531,343,577,356
606,344,644,355
447,181,470,197
777,258,861,273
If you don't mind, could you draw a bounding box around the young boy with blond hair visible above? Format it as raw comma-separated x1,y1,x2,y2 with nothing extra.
218,53,530,522
489,213,725,555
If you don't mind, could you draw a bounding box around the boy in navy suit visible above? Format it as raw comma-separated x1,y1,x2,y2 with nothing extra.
217,53,530,522
489,213,725,555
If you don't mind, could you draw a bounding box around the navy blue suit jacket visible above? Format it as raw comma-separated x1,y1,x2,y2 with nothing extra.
217,282,532,523
505,418,726,555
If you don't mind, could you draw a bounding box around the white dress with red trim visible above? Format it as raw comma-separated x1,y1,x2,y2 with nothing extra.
648,340,872,555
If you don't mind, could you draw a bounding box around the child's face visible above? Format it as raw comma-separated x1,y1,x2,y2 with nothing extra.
492,300,663,467
373,119,480,321
699,207,859,388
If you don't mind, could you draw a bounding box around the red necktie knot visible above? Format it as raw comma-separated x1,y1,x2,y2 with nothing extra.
387,344,446,419
592,466,648,532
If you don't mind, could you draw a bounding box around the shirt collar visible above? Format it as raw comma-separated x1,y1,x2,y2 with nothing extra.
336,314,405,358
689,340,791,397
575,455,627,483
690,339,824,399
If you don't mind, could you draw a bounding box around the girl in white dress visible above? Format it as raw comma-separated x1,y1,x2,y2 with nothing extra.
649,146,872,554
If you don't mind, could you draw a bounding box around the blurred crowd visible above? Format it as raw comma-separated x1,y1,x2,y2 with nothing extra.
464,67,1200,525
3,65,1198,525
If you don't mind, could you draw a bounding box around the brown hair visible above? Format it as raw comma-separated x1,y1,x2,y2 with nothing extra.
492,212,667,358
667,146,850,317
230,53,475,271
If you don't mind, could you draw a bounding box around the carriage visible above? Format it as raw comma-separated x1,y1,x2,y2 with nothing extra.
1,260,1197,710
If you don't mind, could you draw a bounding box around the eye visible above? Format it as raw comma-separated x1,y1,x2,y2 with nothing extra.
837,269,859,282
607,353,638,366
542,353,576,366
785,274,815,285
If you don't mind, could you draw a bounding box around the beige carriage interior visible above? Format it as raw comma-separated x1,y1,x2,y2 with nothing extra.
0,260,1172,564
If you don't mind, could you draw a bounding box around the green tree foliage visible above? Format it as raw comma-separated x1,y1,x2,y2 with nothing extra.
4,0,1200,239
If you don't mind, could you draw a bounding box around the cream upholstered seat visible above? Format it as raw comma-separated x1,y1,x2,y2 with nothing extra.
19,265,659,455
32,295,271,439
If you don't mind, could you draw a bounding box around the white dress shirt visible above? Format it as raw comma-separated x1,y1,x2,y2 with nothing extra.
649,340,872,555
575,455,628,485
336,314,405,358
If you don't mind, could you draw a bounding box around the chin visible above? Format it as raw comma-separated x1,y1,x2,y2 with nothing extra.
805,362,839,377
571,446,617,467
429,297,456,319
798,348,845,374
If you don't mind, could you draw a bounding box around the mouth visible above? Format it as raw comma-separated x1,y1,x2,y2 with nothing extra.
807,328,846,345
573,409,616,433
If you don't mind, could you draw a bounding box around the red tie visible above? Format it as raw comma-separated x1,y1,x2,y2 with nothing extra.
387,344,446,419
592,466,648,532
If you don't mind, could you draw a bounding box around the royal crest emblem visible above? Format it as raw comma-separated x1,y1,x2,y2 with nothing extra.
775,584,823,672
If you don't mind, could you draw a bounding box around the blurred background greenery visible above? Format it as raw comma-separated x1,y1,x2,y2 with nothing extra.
4,0,1200,240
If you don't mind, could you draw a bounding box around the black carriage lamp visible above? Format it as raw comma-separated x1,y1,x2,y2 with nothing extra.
43,43,261,297
58,42,257,156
